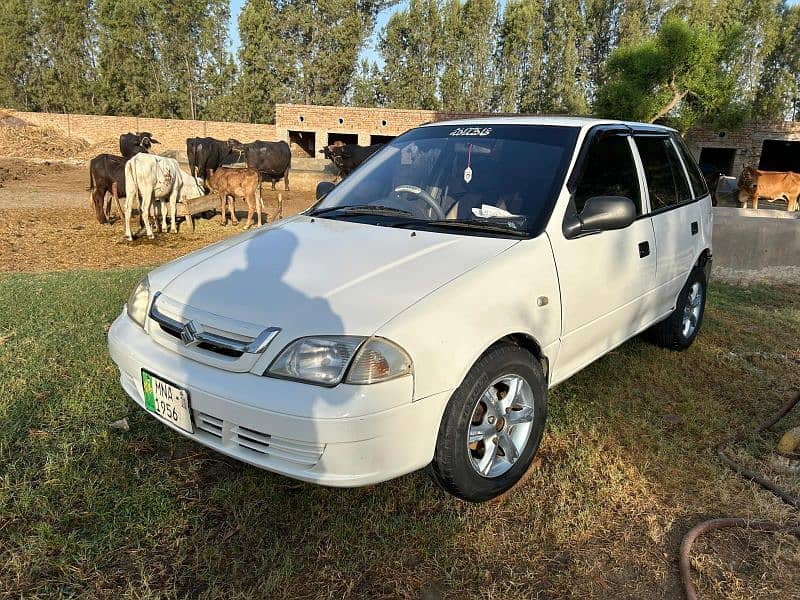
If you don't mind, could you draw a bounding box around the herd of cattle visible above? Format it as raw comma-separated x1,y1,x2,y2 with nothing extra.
86,131,798,241
87,132,381,240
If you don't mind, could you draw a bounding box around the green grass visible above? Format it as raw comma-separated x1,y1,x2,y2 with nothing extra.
1,270,798,599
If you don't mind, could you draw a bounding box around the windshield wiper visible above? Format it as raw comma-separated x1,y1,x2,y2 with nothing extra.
390,219,529,237
309,204,414,217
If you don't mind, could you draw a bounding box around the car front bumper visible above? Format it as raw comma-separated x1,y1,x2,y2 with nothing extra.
108,313,451,487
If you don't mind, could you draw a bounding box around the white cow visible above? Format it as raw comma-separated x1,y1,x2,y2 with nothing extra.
123,153,204,240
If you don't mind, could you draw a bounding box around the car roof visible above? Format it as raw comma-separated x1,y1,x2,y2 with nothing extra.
424,115,676,133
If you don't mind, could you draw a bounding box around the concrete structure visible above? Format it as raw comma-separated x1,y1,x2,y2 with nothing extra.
685,121,800,177
712,207,800,270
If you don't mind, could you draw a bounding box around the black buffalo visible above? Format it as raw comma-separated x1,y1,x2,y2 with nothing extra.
88,153,128,224
320,143,383,178
119,132,159,159
186,137,241,183
233,140,291,191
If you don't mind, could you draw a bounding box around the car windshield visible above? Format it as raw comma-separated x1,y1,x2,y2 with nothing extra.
310,124,580,237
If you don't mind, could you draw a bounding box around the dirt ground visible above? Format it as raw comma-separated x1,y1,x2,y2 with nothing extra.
0,158,317,272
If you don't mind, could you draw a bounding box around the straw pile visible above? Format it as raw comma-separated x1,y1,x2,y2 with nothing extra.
0,111,91,159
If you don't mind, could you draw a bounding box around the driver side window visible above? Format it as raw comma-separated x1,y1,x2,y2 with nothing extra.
573,134,642,215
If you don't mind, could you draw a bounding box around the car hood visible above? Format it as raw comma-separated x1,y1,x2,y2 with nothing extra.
156,216,518,336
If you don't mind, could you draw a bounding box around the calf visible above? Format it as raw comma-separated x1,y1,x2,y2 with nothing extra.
88,153,127,224
123,154,203,240
738,166,800,211
319,143,382,178
119,132,159,159
206,167,264,228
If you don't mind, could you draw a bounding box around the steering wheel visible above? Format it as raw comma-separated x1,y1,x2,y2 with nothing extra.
394,185,446,220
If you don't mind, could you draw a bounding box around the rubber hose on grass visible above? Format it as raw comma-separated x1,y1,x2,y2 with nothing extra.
680,393,800,599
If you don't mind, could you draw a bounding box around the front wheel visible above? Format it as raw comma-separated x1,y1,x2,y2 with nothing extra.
646,266,707,350
428,344,547,502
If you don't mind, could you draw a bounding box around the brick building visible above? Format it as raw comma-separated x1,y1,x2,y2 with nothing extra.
274,104,511,159
684,121,800,176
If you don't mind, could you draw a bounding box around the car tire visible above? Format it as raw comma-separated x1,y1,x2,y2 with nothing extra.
646,266,707,350
428,344,547,502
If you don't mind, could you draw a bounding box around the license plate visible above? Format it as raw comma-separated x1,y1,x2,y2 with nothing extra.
141,370,194,433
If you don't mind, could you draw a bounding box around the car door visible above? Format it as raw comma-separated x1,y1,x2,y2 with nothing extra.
632,133,705,314
549,128,659,384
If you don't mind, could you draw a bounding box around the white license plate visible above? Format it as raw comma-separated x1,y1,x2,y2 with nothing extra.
141,370,194,433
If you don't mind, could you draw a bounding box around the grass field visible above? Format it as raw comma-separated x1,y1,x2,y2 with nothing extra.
1,270,798,599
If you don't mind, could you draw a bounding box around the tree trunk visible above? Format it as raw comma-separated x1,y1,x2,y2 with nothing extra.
650,73,688,123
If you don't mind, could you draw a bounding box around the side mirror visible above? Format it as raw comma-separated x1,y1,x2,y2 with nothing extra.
564,196,636,238
316,181,336,200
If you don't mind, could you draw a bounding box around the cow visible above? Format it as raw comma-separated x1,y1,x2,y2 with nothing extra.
319,143,383,178
119,132,159,159
186,137,242,186
206,167,264,229
123,153,203,240
738,166,800,211
231,140,291,191
88,153,127,224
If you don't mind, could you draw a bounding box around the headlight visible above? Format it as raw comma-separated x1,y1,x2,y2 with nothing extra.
126,277,150,328
266,336,412,386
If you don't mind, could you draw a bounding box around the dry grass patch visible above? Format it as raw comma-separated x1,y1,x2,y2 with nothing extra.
0,273,797,599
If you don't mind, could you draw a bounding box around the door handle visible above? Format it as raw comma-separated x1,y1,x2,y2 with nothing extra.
691,221,699,235
638,241,650,258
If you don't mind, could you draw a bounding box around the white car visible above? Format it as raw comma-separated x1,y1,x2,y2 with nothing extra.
108,117,712,502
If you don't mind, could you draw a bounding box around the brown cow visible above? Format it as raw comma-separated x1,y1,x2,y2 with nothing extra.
738,166,800,211
206,167,264,228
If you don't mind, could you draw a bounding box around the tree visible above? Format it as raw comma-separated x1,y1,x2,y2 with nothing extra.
594,18,735,128
538,0,587,114
754,3,800,119
493,0,546,112
0,0,36,109
350,59,382,107
236,0,396,122
378,0,442,109
439,0,499,112
28,0,97,113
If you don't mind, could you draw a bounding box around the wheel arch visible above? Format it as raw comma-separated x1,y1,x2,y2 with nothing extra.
469,332,550,385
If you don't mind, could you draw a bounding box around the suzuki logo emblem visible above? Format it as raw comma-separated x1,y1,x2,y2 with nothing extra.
180,320,200,346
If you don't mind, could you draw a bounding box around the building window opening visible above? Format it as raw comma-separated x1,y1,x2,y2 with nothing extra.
758,139,800,172
288,130,315,158
327,133,357,147
698,147,737,176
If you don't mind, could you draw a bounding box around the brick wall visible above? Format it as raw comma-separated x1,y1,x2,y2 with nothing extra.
685,121,800,176
9,111,277,155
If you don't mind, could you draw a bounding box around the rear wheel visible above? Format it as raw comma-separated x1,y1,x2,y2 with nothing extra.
646,267,707,350
428,344,547,502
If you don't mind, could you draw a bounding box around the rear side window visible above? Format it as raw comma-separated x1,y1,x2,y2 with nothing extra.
634,136,692,211
573,134,642,214
672,135,709,199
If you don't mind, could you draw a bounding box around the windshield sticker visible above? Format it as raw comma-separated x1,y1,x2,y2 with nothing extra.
449,127,492,137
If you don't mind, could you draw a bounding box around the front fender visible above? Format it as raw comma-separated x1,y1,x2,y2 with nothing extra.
376,236,562,401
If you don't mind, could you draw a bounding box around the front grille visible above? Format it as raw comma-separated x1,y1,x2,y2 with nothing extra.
194,410,325,468
148,292,280,361
158,321,243,357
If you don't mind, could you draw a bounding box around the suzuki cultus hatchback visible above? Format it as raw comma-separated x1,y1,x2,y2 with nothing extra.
109,118,712,501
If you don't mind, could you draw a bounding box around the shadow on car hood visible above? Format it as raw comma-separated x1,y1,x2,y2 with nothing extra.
160,216,518,335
